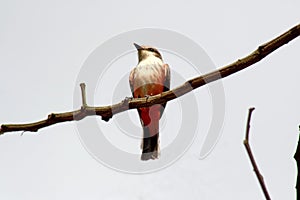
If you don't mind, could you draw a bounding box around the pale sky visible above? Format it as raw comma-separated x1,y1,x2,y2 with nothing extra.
0,0,300,199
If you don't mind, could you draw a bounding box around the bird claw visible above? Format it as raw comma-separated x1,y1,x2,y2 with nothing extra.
123,96,133,103
144,95,151,102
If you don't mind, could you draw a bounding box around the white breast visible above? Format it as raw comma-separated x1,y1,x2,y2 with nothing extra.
133,56,164,88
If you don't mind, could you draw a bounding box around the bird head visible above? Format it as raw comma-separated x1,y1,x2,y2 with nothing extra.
134,43,162,62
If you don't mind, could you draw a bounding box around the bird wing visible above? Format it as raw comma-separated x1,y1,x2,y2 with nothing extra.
160,63,170,117
129,67,135,95
163,63,170,92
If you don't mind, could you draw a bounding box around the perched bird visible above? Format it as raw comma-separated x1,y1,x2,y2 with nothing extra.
129,43,170,160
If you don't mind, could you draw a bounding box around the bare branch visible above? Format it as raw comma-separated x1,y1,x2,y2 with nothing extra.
245,107,255,141
80,83,88,108
1,24,300,135
294,125,300,199
243,108,271,200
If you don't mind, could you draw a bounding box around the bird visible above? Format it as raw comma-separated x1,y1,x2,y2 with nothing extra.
129,43,170,160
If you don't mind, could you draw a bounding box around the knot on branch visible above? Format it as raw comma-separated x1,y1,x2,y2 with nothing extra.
48,113,55,119
101,116,111,122
47,113,56,124
258,45,265,53
0,125,5,135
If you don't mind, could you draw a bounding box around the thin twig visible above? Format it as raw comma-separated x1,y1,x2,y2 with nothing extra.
243,108,271,200
80,83,87,108
0,24,300,135
245,107,255,141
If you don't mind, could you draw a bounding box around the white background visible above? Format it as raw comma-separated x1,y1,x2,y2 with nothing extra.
1,0,300,199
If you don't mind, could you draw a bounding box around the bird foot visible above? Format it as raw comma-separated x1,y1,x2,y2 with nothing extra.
144,95,151,102
123,96,133,103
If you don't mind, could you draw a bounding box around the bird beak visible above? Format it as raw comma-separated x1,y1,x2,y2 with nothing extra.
133,43,142,50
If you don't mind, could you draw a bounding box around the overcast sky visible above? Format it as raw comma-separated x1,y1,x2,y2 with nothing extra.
0,0,300,199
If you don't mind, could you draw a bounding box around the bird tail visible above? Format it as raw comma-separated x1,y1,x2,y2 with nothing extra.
141,127,160,160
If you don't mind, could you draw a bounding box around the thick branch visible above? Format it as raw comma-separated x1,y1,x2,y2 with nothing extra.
1,24,300,135
243,108,271,200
